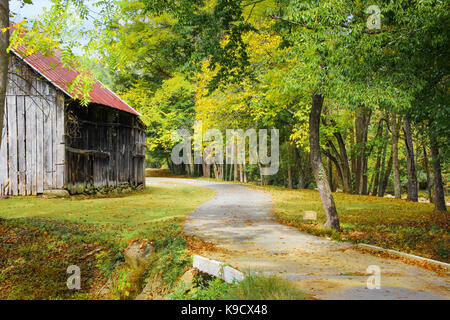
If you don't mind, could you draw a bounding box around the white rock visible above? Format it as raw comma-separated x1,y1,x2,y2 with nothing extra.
223,266,245,284
193,255,222,278
192,255,244,283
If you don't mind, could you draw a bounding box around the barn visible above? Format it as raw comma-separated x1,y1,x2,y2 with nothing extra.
0,38,146,196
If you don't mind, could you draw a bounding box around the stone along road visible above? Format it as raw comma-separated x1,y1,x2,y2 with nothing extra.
147,178,449,300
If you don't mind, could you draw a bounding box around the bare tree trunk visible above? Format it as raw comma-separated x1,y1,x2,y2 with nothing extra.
327,157,337,192
294,147,307,189
371,119,384,196
371,156,381,196
422,144,433,203
350,125,356,192
379,155,392,197
0,0,8,142
354,105,371,194
429,131,447,212
239,164,244,183
213,163,219,179
392,112,401,199
378,141,388,196
361,155,369,195
333,132,352,193
166,156,173,173
233,144,238,181
189,153,195,176
287,164,293,189
258,164,264,186
403,119,418,202
323,147,344,191
310,94,340,230
376,121,389,196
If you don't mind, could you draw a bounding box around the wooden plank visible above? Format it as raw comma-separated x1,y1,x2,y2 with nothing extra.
134,127,138,185
43,95,53,190
36,95,44,194
55,93,65,189
0,104,8,196
25,96,36,195
125,127,129,182
51,95,57,189
141,130,146,185
7,96,18,196
65,147,110,157
17,96,26,195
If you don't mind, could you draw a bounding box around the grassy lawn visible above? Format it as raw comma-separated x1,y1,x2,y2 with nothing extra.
0,182,215,300
266,187,449,263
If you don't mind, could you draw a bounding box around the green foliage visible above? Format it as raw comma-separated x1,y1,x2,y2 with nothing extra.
170,277,231,300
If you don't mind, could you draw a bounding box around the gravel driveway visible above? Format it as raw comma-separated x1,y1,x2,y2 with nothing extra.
147,178,450,300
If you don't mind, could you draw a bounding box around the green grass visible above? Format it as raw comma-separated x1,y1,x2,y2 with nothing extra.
170,273,309,300
0,182,215,300
0,183,214,246
264,186,449,262
224,274,308,300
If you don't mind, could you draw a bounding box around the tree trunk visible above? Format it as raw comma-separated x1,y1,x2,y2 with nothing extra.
354,105,371,194
327,157,337,192
0,0,8,142
258,164,264,186
166,156,173,173
322,146,344,192
287,164,293,189
233,143,238,181
310,94,340,230
371,156,381,196
371,119,385,196
403,119,418,202
327,158,332,191
294,147,307,189
422,144,433,203
391,112,401,199
379,155,392,197
429,131,447,212
377,122,389,197
189,153,195,176
377,142,387,197
333,131,352,193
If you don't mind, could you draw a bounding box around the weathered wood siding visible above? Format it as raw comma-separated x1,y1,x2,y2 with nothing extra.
65,102,146,193
0,54,145,196
0,55,65,196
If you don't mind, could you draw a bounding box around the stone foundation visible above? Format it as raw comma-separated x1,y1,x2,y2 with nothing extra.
66,183,144,195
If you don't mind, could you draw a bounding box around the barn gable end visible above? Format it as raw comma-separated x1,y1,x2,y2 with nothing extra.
1,54,64,196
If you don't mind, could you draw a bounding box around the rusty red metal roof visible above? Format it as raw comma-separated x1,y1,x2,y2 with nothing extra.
11,35,140,117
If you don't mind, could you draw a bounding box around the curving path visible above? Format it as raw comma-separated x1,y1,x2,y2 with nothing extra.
147,178,449,300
